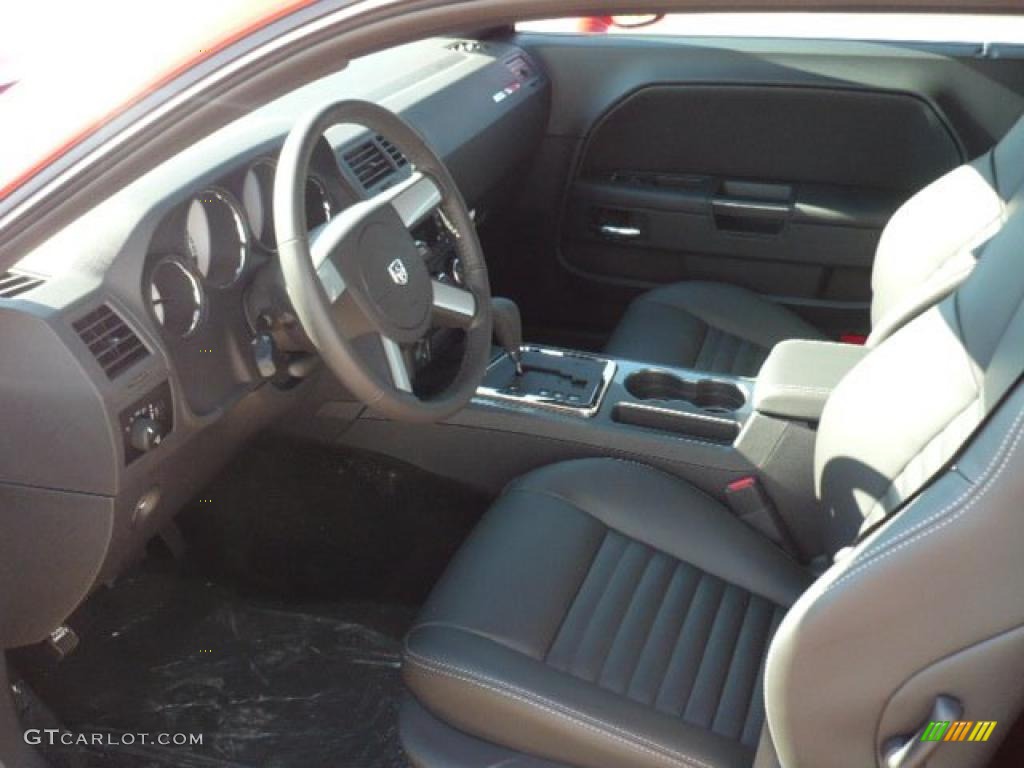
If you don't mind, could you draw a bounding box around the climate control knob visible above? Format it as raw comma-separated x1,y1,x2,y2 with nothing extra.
129,417,164,453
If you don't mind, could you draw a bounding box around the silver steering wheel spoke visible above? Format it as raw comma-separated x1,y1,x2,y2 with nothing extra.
316,258,347,304
380,335,413,392
387,171,442,228
431,279,476,328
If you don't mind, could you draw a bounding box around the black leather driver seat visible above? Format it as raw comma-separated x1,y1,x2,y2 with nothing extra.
403,459,808,768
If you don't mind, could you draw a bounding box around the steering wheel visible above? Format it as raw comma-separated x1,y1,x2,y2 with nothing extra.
274,100,492,422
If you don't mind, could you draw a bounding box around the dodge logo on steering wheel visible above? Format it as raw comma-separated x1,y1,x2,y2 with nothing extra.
387,258,409,286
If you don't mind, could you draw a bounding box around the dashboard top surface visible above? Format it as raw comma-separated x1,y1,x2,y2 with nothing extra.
16,36,538,282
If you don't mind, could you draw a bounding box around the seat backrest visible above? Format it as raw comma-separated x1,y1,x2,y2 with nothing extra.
865,115,1024,346
765,194,1024,766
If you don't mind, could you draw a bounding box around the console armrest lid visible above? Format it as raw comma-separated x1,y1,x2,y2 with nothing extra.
754,339,870,422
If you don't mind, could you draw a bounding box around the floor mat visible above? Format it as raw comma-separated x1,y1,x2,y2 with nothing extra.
14,570,415,768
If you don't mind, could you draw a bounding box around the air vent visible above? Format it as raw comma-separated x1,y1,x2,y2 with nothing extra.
73,304,149,380
377,136,408,169
0,270,44,298
342,140,395,191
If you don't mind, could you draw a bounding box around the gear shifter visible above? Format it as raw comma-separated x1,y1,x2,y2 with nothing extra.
480,297,612,415
491,297,524,375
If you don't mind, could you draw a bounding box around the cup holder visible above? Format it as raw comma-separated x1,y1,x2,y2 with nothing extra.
624,370,745,413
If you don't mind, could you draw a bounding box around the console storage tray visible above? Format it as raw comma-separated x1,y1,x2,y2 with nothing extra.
612,402,740,443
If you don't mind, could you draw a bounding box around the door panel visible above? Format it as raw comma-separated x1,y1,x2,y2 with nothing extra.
580,85,961,190
562,84,961,331
493,34,1024,344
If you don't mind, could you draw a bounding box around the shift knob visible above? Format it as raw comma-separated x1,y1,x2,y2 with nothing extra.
491,297,523,374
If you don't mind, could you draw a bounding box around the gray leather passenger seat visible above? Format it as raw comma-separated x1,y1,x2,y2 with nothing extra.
604,115,1022,375
400,117,1024,767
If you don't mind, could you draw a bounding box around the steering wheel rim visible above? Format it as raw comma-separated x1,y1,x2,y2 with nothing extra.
274,100,492,423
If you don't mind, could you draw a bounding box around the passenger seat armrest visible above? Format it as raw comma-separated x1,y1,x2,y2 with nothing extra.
754,339,870,422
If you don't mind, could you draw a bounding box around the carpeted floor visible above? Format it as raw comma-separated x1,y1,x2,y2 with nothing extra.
15,570,415,767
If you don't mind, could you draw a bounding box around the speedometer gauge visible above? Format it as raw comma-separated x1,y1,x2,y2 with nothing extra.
241,161,334,250
149,257,204,339
185,188,249,288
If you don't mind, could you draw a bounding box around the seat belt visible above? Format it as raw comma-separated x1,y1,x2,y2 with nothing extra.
851,301,1024,548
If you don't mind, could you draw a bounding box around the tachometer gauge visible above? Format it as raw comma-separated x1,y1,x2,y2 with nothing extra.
242,159,277,251
149,257,204,338
185,188,249,288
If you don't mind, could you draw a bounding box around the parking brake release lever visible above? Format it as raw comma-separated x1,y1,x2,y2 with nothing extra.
883,695,963,768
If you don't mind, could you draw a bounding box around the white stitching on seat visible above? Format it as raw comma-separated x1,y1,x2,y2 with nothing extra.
858,395,984,530
853,404,1024,561
826,406,1024,594
405,650,718,768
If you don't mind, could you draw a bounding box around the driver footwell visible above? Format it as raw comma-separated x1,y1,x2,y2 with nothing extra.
13,568,414,768
11,440,491,768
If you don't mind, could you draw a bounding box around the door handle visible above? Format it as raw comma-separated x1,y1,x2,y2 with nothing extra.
711,198,790,219
711,196,791,235
598,224,642,239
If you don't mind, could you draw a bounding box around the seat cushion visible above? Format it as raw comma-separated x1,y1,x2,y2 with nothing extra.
402,459,810,768
605,282,825,376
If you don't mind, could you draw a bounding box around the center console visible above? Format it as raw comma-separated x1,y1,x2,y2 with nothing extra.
476,345,752,446
477,292,751,445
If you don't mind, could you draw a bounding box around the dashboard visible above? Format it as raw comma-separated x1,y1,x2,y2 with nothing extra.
0,35,549,648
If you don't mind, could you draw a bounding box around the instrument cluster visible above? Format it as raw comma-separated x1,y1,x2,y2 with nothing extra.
145,159,336,340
